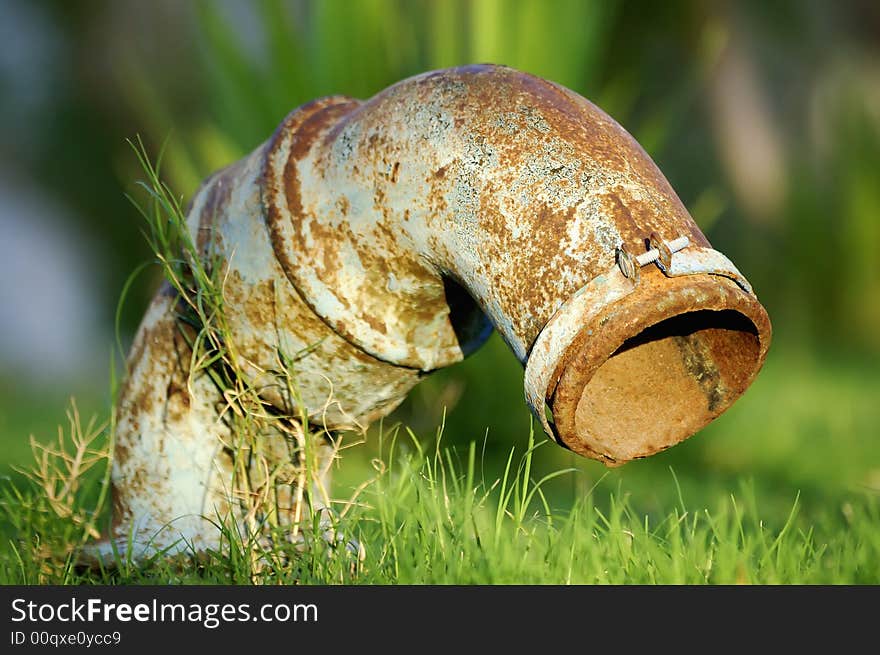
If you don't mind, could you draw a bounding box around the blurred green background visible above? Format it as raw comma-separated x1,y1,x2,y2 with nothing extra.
1,0,878,528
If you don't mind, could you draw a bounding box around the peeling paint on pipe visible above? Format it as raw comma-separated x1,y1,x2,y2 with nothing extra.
89,65,771,561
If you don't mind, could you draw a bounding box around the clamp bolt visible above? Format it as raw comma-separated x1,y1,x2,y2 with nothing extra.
617,235,690,279
616,247,640,283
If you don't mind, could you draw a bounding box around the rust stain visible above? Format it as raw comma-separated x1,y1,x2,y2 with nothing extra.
263,96,361,302
674,332,726,412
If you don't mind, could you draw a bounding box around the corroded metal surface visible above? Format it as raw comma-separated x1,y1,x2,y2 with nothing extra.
95,64,771,562
89,285,236,560
190,140,422,428
523,244,765,464
535,266,770,465
524,267,637,443
265,65,711,367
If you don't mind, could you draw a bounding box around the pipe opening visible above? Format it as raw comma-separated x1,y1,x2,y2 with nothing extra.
441,275,494,360
551,300,767,465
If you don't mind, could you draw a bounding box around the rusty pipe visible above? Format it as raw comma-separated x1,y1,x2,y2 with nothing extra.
91,65,770,561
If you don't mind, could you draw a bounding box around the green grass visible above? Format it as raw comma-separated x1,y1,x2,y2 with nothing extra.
2,417,878,585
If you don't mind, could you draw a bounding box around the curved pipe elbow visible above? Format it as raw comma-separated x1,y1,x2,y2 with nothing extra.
255,64,770,464
182,64,773,466
264,65,708,368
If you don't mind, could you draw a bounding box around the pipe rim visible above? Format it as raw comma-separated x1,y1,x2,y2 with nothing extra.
547,268,771,465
